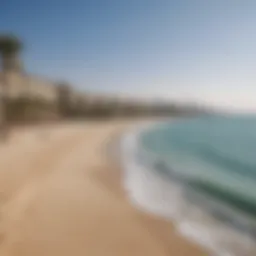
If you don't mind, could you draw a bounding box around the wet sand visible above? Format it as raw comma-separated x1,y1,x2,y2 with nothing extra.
0,120,206,256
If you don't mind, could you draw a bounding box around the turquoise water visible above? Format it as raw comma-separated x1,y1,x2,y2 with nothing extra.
140,116,256,219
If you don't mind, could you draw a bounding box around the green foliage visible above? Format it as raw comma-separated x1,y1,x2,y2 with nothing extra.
0,34,22,56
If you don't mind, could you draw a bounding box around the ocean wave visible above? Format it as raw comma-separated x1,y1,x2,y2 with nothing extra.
188,180,256,219
120,122,256,256
194,146,256,180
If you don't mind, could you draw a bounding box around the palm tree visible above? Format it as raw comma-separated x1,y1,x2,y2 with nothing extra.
0,34,23,71
0,34,23,140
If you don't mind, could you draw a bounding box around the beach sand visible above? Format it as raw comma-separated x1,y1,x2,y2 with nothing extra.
0,120,206,256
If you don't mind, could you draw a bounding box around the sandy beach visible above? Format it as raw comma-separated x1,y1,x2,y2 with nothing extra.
0,120,206,256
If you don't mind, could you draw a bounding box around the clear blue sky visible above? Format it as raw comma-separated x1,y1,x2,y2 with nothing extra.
1,0,256,111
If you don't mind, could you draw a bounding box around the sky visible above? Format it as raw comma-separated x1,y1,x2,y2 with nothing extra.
1,0,256,111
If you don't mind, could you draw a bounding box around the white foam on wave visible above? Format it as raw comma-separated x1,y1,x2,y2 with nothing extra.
121,123,184,219
120,123,256,256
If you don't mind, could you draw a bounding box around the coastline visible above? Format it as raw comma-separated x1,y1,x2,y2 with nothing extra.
0,120,206,256
123,119,256,256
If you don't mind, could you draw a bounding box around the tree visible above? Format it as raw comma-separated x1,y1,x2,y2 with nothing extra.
56,82,72,118
0,34,23,71
0,34,23,140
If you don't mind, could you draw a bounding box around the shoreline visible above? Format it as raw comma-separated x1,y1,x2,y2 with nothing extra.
109,120,208,255
0,120,206,256
124,120,256,255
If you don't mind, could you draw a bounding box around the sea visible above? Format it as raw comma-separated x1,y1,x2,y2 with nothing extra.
121,116,256,256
